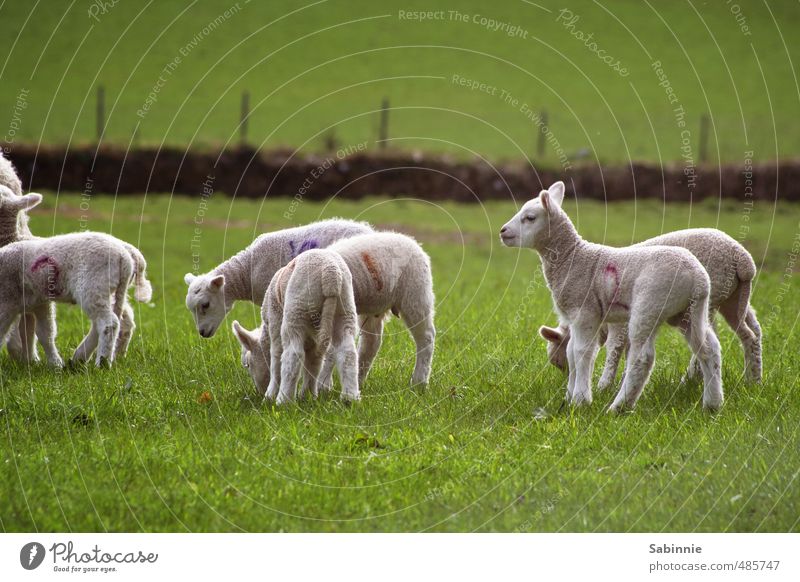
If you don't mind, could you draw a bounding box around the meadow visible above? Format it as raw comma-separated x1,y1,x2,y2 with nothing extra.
1,0,799,163
1,192,799,532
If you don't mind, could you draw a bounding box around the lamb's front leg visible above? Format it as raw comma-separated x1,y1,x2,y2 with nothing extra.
598,324,626,391
33,304,63,368
277,338,304,405
265,335,283,401
357,314,384,387
569,322,600,406
72,323,98,363
7,313,40,362
609,326,657,413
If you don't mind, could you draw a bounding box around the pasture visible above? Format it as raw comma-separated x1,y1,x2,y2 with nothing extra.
1,0,799,162
1,192,798,532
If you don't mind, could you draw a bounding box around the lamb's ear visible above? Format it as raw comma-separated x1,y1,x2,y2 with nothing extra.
547,181,565,207
231,320,255,351
539,325,563,343
184,273,196,286
210,274,225,289
16,193,42,210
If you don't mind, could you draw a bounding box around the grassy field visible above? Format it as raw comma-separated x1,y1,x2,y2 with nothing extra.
1,0,799,163
1,192,799,532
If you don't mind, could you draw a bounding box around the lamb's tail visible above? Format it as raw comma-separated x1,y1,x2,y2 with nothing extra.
689,279,712,353
317,264,344,353
123,242,153,303
735,248,757,283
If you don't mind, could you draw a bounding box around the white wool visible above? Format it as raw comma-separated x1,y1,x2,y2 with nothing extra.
540,228,762,386
323,231,436,388
501,181,723,412
0,194,153,367
232,249,360,404
185,218,373,338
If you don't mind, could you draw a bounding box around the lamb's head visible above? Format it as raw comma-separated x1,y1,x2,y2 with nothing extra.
539,324,569,370
231,320,270,394
0,185,42,225
184,272,228,337
500,181,566,249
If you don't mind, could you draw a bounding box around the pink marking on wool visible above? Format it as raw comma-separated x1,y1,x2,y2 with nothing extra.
604,262,628,310
31,255,61,299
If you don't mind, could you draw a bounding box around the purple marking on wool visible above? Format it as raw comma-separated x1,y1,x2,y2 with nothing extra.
289,239,319,258
604,263,628,310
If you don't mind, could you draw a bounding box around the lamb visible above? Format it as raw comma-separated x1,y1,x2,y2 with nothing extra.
232,249,359,404
184,218,373,338
0,154,39,361
0,208,153,367
321,232,436,388
539,229,762,387
500,181,723,411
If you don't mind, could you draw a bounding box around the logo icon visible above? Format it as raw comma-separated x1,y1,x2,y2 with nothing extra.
20,542,46,570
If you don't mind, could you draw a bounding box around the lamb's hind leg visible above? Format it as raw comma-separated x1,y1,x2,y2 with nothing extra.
683,319,723,410
598,324,626,391
334,320,360,402
7,313,39,363
85,304,120,367
400,306,435,388
357,314,384,387
299,346,323,400
115,300,136,358
719,280,761,383
32,304,63,368
609,312,658,413
277,335,304,405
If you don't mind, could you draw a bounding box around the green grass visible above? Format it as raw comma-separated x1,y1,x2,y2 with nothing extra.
2,192,799,532
0,0,799,162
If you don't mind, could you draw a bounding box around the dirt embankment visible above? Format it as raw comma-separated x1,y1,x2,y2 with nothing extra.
5,145,797,202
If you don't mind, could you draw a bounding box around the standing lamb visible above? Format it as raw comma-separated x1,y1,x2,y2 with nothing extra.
500,181,723,411
0,154,39,362
232,249,359,404
184,219,372,338
0,219,153,367
539,228,762,386
320,232,436,389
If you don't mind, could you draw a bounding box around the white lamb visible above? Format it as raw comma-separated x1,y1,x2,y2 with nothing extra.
500,181,723,412
232,249,359,404
539,228,762,387
0,154,39,361
0,217,153,367
184,219,373,338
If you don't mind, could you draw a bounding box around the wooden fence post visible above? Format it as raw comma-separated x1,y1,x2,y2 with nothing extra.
378,97,389,149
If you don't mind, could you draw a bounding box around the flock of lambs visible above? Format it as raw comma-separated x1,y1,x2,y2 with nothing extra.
0,152,761,412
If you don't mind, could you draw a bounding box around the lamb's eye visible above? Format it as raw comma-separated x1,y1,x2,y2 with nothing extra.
523,215,536,222
200,302,210,311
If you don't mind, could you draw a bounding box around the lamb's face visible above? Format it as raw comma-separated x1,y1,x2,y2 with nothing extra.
184,273,228,338
500,181,566,249
539,325,569,371
231,321,270,394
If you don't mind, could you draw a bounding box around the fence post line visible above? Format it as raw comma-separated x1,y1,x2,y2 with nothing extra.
537,109,548,159
240,90,250,146
96,85,105,142
698,113,709,163
378,97,389,149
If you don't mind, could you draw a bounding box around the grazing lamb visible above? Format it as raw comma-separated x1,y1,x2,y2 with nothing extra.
539,228,762,386
0,223,153,367
232,249,359,404
500,181,723,411
184,219,373,338
320,232,436,388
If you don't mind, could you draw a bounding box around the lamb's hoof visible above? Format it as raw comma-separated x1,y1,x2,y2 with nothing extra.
95,356,111,369
49,358,65,370
569,393,592,407
410,381,428,393
702,397,724,412
67,359,89,373
275,394,292,406
597,380,613,392
339,394,360,407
